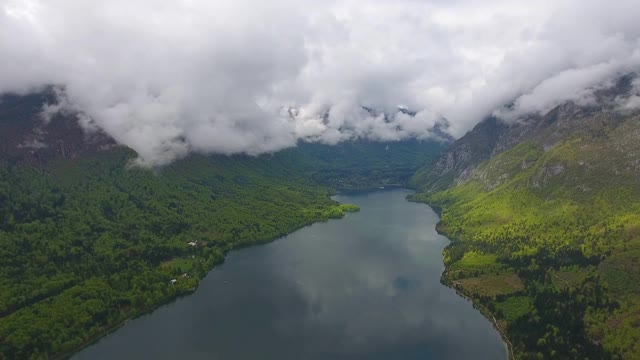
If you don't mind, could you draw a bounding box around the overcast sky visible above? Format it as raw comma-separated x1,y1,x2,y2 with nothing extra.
1,0,640,165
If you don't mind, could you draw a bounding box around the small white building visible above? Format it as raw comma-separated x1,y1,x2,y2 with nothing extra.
170,279,177,285
188,241,198,247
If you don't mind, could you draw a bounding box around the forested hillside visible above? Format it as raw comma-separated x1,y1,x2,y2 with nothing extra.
0,149,363,359
0,92,442,359
411,77,640,359
281,139,444,190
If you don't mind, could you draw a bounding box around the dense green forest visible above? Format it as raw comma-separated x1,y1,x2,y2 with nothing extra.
411,114,640,359
0,149,361,359
0,92,442,360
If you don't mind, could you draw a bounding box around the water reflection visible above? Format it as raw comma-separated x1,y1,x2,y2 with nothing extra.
74,189,505,360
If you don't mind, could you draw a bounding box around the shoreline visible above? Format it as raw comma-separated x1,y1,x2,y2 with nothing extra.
57,285,200,360
334,183,405,194
421,201,515,360
66,189,510,359
62,203,356,359
441,273,515,360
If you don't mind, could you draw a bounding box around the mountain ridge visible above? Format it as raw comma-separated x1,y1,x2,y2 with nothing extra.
412,74,639,193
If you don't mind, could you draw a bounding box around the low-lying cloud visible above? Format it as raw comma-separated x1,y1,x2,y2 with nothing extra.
1,0,639,165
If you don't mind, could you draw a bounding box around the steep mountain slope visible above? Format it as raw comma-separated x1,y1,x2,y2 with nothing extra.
0,92,442,359
412,75,638,192
411,77,640,359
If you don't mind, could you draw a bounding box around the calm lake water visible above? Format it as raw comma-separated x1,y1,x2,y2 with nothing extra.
74,189,506,360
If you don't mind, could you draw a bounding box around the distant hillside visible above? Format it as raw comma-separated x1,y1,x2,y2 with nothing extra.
411,75,640,359
282,139,445,190
0,90,444,188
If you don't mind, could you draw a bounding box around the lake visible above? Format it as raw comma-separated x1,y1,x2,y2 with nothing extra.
73,189,506,360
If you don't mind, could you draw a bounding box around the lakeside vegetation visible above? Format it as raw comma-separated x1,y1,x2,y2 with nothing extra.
411,123,640,359
0,90,446,359
0,148,363,359
0,128,440,359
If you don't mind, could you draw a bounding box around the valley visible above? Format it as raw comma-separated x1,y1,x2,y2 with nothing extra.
2,1,640,359
72,189,507,360
0,93,443,359
2,82,640,360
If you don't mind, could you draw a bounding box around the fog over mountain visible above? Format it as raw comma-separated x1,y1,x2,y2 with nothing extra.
1,0,640,165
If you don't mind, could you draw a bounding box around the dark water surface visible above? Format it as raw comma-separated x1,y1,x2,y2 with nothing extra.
74,189,506,360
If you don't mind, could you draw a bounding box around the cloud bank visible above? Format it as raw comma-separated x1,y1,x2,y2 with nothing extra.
1,0,640,165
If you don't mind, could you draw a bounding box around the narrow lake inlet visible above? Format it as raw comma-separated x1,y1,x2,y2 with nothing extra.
74,189,506,360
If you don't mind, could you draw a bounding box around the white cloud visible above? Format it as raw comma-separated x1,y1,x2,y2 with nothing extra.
1,0,639,165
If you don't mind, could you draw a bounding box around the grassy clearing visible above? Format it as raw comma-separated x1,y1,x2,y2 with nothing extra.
455,251,498,269
599,249,640,298
550,267,592,290
160,257,197,274
496,296,532,322
454,272,524,297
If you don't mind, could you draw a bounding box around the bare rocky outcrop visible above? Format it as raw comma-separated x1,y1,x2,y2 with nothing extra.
412,74,640,193
0,91,118,166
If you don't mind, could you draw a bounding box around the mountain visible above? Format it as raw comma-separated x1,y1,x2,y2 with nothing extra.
0,90,117,165
411,75,640,359
0,91,442,359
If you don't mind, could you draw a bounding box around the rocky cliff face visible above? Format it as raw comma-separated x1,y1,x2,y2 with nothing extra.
0,90,117,166
411,75,640,193
411,116,509,191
